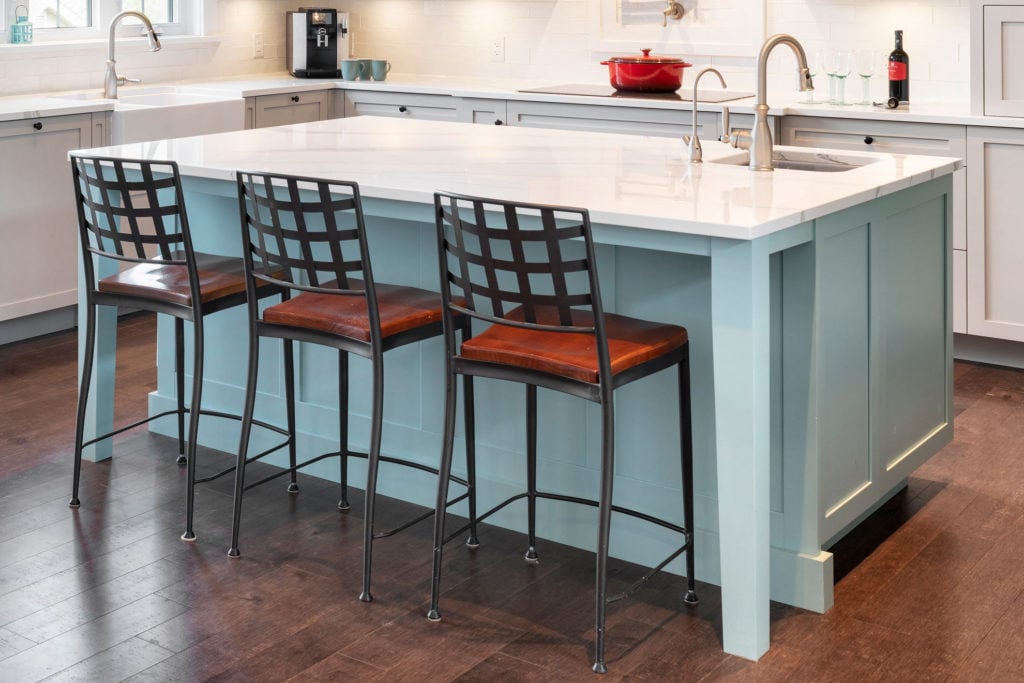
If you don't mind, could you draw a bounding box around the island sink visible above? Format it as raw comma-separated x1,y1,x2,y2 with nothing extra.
711,148,883,172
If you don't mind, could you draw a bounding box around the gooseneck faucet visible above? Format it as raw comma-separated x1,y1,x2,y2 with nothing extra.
104,11,162,99
683,67,728,163
730,34,814,171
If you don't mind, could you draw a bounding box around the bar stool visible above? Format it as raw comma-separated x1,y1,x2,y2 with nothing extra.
70,155,286,542
428,192,698,674
231,171,478,603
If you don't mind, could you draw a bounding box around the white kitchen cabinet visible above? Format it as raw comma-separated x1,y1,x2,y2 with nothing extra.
247,91,332,129
966,126,1024,341
0,113,97,333
781,116,968,333
971,1,1024,117
504,99,753,139
339,90,460,121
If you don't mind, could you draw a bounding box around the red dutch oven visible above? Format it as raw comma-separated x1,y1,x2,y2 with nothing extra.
601,48,692,93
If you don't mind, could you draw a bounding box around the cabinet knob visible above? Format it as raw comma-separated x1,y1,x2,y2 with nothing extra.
494,119,504,126
863,136,874,145
398,105,408,113
33,122,42,131
291,95,300,103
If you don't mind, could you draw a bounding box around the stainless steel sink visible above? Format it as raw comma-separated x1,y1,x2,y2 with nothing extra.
711,149,882,172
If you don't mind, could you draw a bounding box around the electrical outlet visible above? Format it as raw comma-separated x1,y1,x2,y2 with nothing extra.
491,37,505,63
252,32,265,59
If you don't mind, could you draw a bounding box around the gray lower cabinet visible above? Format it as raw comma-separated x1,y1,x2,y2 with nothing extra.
248,91,332,129
339,90,460,121
505,99,759,139
781,115,968,334
0,113,100,337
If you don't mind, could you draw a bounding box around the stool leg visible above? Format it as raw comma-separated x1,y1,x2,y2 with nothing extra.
337,351,350,511
524,385,539,563
428,365,459,622
593,391,615,675
229,323,262,558
181,318,203,542
463,372,479,549
175,319,186,466
679,354,698,606
359,356,384,603
284,339,298,494
70,303,98,508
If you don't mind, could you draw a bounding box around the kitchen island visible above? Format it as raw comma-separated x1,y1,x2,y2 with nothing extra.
76,116,958,661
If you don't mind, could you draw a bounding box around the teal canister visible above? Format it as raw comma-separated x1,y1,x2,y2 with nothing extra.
11,5,33,44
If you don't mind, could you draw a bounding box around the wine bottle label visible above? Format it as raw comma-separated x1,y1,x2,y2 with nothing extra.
888,62,907,80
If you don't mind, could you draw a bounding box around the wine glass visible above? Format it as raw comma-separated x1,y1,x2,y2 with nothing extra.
830,50,852,105
801,49,826,104
855,49,876,105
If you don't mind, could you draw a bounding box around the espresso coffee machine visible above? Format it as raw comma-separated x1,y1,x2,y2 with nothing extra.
287,8,348,78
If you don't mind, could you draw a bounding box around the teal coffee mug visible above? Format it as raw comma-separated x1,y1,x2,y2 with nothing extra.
357,58,372,80
341,59,363,81
371,60,392,81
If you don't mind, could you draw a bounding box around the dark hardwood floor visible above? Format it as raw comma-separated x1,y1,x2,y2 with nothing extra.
2,313,1024,681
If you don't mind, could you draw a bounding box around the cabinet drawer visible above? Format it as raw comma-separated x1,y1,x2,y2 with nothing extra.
507,100,720,138
342,90,459,121
250,91,331,129
781,116,967,250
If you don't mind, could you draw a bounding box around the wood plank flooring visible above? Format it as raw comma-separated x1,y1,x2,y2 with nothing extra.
2,313,1024,680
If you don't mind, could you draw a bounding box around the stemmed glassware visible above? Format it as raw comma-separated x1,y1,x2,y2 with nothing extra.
801,49,826,104
855,49,877,105
830,50,852,105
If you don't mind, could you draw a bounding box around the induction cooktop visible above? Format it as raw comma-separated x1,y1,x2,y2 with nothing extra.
517,84,754,103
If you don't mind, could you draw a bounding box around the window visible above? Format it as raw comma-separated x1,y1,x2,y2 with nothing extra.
6,0,193,40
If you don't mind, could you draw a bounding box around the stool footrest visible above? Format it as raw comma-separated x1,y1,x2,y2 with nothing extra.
606,543,689,604
373,491,469,540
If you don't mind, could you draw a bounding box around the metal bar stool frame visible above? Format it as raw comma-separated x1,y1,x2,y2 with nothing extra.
231,171,478,602
70,155,287,542
428,191,698,674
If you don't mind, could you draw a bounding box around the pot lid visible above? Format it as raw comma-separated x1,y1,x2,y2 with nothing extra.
605,48,689,64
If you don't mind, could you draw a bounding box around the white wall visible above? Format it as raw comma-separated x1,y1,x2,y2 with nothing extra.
0,0,970,103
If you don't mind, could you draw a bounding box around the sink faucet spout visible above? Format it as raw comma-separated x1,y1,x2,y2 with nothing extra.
747,34,814,171
104,11,162,99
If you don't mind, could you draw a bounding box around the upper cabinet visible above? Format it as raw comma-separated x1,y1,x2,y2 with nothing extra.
971,0,1024,117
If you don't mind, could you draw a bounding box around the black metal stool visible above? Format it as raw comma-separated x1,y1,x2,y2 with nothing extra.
70,155,285,542
428,191,698,674
231,171,478,602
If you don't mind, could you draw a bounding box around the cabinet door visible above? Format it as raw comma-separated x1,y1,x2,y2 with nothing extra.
782,116,968,333
983,5,1024,117
251,91,330,129
342,90,459,121
967,126,1024,341
0,114,92,321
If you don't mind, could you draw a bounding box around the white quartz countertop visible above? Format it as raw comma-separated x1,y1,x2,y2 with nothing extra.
7,72,1024,129
75,115,958,242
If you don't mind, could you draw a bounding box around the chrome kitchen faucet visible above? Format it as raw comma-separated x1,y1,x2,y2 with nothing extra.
683,67,728,163
104,11,162,99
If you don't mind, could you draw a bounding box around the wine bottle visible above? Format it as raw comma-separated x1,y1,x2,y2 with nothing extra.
888,29,909,103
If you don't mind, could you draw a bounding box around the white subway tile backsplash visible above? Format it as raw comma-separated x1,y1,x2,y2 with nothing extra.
0,0,970,103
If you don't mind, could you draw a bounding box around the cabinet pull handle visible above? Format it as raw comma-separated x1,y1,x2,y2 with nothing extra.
33,122,43,131
398,105,408,113
291,95,300,103
863,136,874,145
494,119,504,126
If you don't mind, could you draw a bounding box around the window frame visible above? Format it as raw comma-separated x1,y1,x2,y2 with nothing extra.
2,0,202,43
